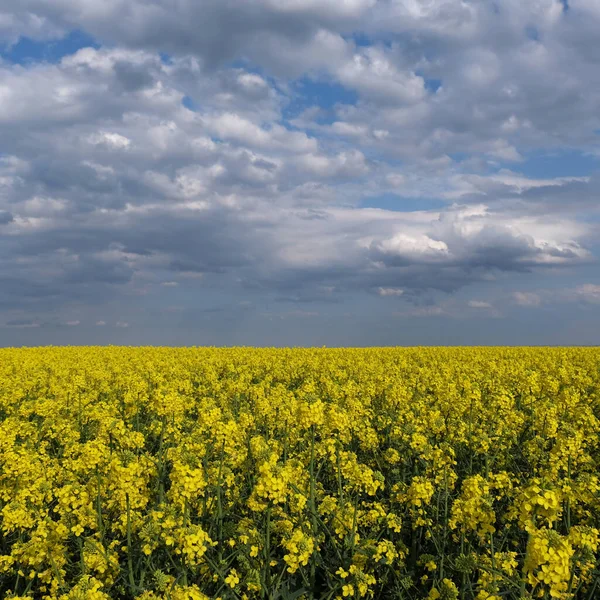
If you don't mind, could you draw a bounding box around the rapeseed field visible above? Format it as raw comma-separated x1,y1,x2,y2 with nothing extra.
0,347,598,600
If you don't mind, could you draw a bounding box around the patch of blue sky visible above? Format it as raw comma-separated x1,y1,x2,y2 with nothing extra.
415,69,442,94
228,58,261,71
424,78,442,93
347,32,372,47
360,193,447,212
181,96,197,111
449,152,472,163
517,149,599,179
283,77,358,123
0,30,99,65
159,52,174,65
525,25,540,41
451,149,599,179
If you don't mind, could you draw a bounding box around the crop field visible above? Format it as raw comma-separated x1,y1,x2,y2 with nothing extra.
0,347,599,600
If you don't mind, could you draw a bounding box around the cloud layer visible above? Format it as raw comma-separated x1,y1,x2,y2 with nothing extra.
0,0,599,344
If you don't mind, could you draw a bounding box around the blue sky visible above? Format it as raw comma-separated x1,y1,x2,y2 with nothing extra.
0,0,599,346
0,30,99,64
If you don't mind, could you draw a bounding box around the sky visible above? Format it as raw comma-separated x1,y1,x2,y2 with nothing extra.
0,0,599,347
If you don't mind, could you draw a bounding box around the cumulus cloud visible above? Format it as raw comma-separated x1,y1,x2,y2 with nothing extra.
507,284,600,310
336,47,426,104
362,203,590,277
296,149,369,179
372,233,449,264
512,292,542,307
378,287,404,297
574,284,600,304
88,131,131,149
468,300,493,309
394,305,447,318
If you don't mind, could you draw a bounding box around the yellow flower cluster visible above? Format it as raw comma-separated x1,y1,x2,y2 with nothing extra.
281,528,315,573
177,524,213,566
449,475,495,539
515,479,563,530
524,529,574,598
0,346,598,599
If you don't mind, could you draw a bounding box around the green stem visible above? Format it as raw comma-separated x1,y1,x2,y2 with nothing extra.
489,532,497,588
336,441,344,506
202,554,244,600
460,533,467,597
348,493,359,562
566,456,572,534
585,577,599,600
439,468,449,581
96,468,104,541
78,535,86,577
182,500,189,587
126,494,136,595
309,425,318,589
263,504,272,599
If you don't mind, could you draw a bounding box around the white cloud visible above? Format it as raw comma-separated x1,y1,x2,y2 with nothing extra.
336,47,426,104
468,300,493,309
378,287,404,296
296,149,369,178
512,292,542,307
88,131,132,149
210,113,317,153
265,0,376,18
330,121,370,137
575,284,600,304
374,233,449,260
486,140,523,162
394,306,446,318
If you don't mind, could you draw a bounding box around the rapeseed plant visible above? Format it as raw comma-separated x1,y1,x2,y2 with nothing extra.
0,347,598,599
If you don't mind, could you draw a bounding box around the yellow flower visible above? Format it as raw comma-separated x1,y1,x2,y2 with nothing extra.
224,569,240,589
